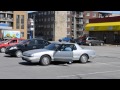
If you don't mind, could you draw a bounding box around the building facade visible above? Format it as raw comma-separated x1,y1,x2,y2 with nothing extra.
83,11,112,35
0,11,27,39
85,16,120,44
28,11,84,41
28,11,114,41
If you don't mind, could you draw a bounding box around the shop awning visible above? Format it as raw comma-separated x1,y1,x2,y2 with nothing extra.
85,22,120,31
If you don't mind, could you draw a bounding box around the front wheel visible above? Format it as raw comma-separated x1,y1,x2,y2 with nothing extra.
80,54,88,63
1,47,6,53
15,50,22,58
40,55,51,66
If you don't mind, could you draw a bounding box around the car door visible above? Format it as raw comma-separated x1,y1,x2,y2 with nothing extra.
54,44,73,62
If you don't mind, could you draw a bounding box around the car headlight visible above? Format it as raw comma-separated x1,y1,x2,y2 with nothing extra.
9,47,18,50
28,54,34,57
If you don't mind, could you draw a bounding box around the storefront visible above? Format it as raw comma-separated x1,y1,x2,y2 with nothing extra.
85,22,120,44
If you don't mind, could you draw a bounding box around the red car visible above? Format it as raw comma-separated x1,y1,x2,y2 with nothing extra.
0,38,24,53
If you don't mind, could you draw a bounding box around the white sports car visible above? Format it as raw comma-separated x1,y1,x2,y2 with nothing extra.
22,42,96,66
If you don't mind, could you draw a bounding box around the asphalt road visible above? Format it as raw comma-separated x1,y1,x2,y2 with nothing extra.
0,45,120,79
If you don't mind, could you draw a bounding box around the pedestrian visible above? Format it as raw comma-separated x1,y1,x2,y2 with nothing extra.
104,35,106,44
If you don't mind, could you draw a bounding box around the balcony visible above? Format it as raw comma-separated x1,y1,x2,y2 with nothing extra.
0,18,13,22
0,11,13,14
76,28,83,31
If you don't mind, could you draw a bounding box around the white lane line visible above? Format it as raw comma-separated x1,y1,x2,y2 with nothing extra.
94,62,120,67
57,69,120,78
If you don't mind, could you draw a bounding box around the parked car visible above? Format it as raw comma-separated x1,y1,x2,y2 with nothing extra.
59,37,72,42
0,38,24,53
5,39,51,58
74,37,86,45
22,42,96,66
86,37,104,46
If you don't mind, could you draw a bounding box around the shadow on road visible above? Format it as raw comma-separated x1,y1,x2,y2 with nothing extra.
19,61,92,66
4,55,18,58
19,62,39,66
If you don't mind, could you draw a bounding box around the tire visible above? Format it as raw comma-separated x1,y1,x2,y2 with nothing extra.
89,43,92,46
1,47,6,53
15,50,22,58
80,54,88,63
40,55,51,66
100,43,104,46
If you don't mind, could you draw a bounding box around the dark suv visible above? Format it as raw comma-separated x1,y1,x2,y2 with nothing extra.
5,39,50,57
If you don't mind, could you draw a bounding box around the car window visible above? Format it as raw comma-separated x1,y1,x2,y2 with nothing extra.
18,39,24,43
28,40,35,46
73,45,77,50
44,43,61,50
9,40,17,43
59,44,74,51
37,40,44,44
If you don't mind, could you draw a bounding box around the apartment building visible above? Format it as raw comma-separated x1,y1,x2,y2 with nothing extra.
0,11,27,39
28,11,84,41
28,11,113,41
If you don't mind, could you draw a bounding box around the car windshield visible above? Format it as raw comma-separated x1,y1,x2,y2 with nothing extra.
44,43,61,50
19,40,30,44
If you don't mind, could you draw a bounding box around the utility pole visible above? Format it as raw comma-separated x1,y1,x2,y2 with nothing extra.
73,11,77,39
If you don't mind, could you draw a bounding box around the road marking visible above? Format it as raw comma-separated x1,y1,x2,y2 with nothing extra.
57,69,120,78
94,62,120,67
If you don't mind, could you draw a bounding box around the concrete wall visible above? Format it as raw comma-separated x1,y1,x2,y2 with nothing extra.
54,11,67,41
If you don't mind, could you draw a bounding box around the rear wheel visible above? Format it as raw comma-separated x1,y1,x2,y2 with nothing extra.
15,50,22,58
40,55,51,66
1,47,6,53
80,54,88,63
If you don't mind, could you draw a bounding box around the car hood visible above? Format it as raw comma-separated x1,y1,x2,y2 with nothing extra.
23,49,51,56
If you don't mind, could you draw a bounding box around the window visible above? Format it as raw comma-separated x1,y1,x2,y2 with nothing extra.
44,12,47,15
48,18,50,21
16,15,20,29
67,24,70,28
86,19,89,23
59,44,74,51
10,40,17,43
51,17,54,21
21,15,24,29
44,25,46,28
86,12,90,16
67,31,70,35
21,32,24,37
93,13,96,17
44,18,46,22
67,17,70,21
67,11,71,14
37,40,44,44
48,11,50,15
